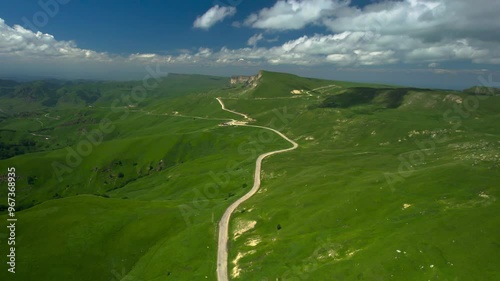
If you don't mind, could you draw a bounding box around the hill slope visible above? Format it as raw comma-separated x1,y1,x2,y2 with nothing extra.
0,71,499,281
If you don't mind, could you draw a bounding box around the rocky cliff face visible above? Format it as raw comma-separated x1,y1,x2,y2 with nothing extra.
230,71,262,87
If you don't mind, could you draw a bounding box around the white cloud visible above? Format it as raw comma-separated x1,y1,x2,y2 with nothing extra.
247,33,264,47
188,30,499,66
235,0,500,66
0,18,110,61
245,0,500,43
1,0,500,78
321,0,500,43
244,0,347,30
193,5,236,30
1,16,499,69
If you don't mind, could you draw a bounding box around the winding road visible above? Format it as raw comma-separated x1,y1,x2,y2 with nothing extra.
215,98,298,281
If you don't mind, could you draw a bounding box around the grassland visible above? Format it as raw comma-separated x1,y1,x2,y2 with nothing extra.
0,71,499,280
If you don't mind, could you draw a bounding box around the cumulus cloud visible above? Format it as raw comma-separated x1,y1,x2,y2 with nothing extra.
193,5,236,30
236,0,500,66
321,0,500,43
244,0,346,30
0,19,212,65
245,0,500,42
0,18,110,61
1,0,500,77
187,30,499,66
1,16,499,69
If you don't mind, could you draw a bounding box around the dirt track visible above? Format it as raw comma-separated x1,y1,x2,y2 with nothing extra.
215,98,298,281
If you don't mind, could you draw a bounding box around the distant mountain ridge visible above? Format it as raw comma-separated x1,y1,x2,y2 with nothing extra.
464,86,500,96
1,71,499,110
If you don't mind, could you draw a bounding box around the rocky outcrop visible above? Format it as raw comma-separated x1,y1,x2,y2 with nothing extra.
230,71,262,87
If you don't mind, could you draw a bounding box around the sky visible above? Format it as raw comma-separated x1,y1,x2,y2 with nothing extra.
0,0,499,89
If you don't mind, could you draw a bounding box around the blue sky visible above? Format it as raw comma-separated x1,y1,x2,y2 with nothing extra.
0,0,499,89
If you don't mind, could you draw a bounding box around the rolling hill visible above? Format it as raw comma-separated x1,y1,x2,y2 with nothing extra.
0,71,499,281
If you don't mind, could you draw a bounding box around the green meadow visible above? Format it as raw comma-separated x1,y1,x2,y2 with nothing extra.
0,71,499,280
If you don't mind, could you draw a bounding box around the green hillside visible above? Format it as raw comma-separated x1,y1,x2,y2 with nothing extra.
0,71,499,280
249,71,395,99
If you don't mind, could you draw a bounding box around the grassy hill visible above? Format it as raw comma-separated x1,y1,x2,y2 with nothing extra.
0,71,499,280
247,71,395,99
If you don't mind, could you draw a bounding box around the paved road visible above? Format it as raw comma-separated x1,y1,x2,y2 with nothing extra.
215,98,298,281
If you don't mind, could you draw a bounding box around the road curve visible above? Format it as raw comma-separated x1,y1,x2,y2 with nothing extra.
216,98,250,120
216,98,298,281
